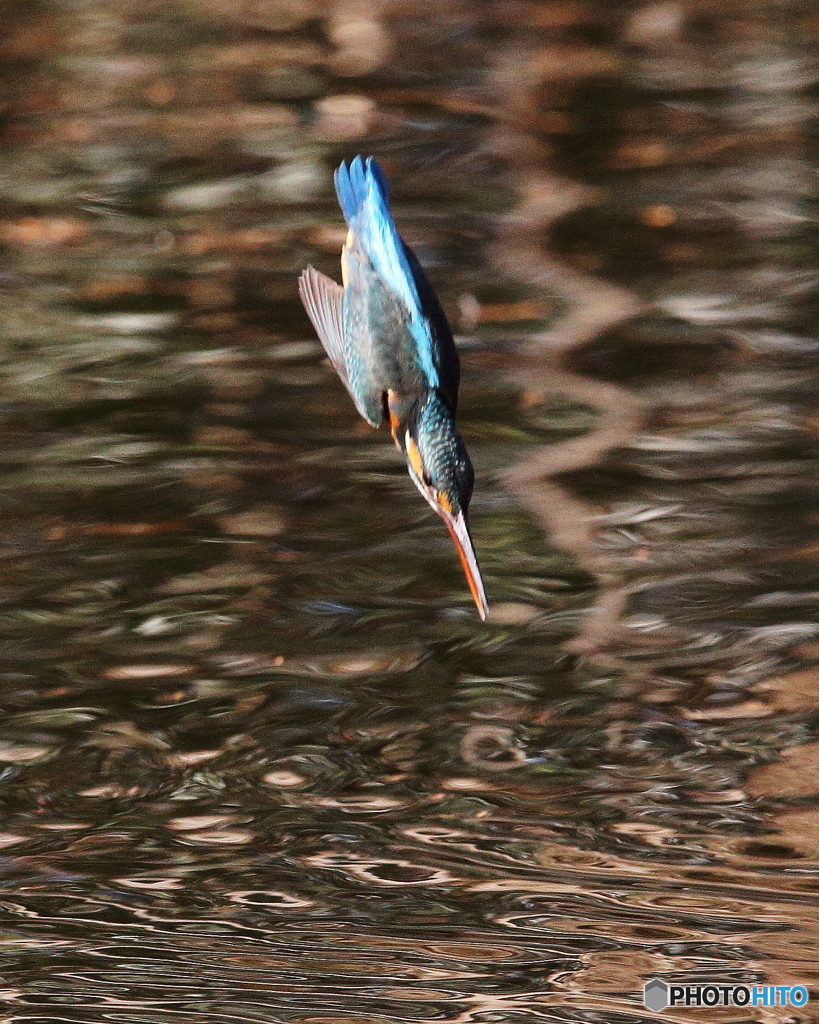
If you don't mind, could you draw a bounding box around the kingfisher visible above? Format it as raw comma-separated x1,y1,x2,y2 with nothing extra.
298,156,488,619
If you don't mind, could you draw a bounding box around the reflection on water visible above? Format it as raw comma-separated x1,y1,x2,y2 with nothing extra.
1,1,818,1021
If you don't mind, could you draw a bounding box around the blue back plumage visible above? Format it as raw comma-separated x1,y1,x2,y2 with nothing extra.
334,157,439,387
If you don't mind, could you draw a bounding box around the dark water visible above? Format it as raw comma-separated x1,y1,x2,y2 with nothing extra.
0,2,818,1021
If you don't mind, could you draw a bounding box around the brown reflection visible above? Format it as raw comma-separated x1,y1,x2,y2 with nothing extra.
487,6,819,684
0,2,817,1024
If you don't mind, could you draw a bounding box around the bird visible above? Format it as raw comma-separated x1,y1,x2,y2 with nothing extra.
298,156,488,619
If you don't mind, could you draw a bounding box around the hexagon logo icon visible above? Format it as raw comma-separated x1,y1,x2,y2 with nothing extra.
644,978,670,1012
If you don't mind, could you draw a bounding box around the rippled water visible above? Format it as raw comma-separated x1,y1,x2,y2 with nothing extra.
1,2,818,1021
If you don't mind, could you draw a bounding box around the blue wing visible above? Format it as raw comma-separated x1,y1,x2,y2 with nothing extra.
334,157,441,390
299,265,384,428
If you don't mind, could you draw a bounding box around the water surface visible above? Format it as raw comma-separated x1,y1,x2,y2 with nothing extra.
0,2,818,1021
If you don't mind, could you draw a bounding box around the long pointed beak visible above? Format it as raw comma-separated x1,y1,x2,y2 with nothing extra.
440,508,489,621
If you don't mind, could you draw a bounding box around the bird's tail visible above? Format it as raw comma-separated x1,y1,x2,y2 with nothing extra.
333,156,427,345
334,156,390,227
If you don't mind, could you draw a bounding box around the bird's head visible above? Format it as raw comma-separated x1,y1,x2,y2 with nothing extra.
390,392,488,620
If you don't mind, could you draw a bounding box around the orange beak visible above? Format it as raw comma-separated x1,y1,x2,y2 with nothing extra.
402,431,488,620
438,506,489,621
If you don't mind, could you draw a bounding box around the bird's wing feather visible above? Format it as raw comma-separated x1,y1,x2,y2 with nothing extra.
298,265,383,428
298,267,348,384
335,157,439,388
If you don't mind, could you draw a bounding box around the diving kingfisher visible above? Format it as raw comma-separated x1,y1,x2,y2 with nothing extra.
298,156,488,619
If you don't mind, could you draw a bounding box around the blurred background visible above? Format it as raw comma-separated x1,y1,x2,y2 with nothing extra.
0,0,818,1020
